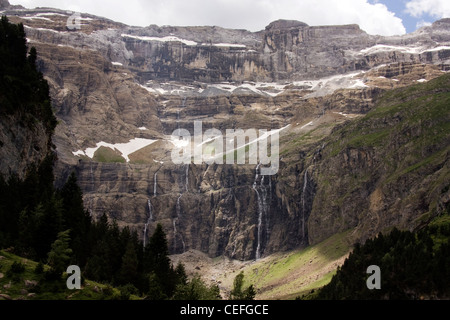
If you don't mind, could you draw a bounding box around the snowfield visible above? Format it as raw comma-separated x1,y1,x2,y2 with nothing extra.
73,138,157,162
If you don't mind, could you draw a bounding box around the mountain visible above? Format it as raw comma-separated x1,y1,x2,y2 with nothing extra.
0,14,56,179
1,3,449,267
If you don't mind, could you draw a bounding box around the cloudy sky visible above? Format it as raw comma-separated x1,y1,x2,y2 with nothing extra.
8,0,450,36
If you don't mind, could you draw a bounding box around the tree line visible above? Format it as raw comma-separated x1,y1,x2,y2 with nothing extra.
310,220,450,300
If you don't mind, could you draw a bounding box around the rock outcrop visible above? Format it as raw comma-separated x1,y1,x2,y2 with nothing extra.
0,114,50,180
0,0,9,9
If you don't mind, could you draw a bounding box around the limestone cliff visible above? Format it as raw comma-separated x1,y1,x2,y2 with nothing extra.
3,6,450,260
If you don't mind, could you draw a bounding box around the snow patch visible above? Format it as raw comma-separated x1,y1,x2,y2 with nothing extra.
202,43,246,48
349,79,368,89
74,138,157,162
359,44,450,56
111,61,123,66
122,34,197,46
35,12,68,17
72,150,86,157
24,25,65,33
20,16,54,22
423,46,450,53
170,136,190,149
300,121,314,129
139,84,168,95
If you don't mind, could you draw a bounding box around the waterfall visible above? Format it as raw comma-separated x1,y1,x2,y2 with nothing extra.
301,169,308,240
262,176,270,240
153,172,157,197
148,199,153,221
90,161,94,191
173,216,178,252
185,164,189,192
143,199,153,248
173,193,186,253
173,164,189,253
252,163,264,260
174,194,181,252
252,163,261,189
252,162,272,260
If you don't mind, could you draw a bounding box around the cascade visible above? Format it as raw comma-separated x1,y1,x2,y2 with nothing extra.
153,172,157,197
301,169,308,239
252,163,263,260
143,199,153,248
173,164,189,253
185,164,189,192
261,176,270,240
90,161,94,191
173,216,178,251
173,193,186,253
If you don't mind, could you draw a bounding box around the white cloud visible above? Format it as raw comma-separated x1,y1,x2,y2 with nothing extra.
406,0,450,18
416,19,432,29
9,0,406,35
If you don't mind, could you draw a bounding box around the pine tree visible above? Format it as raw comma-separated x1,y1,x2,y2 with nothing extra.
244,284,256,300
229,271,255,300
144,224,171,275
47,230,72,277
144,224,176,297
175,262,188,286
117,240,138,286
147,272,167,300
230,271,245,300
59,172,92,265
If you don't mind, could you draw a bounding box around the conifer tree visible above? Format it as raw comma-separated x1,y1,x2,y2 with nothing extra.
144,224,176,297
229,271,255,300
60,172,92,266
47,230,72,277
118,240,138,286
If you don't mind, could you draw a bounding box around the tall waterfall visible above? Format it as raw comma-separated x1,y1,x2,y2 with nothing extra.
143,199,153,248
173,193,186,253
90,161,94,191
153,172,157,197
173,164,189,253
252,163,270,260
301,169,308,240
185,164,189,192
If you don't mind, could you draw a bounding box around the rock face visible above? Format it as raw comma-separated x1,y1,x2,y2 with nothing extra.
0,0,9,9
4,7,450,260
0,114,50,180
118,19,450,83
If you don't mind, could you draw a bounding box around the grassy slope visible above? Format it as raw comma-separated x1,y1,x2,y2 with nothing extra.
93,146,126,163
218,230,353,300
0,250,139,300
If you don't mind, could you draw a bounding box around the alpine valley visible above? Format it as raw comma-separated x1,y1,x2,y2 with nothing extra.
0,0,449,299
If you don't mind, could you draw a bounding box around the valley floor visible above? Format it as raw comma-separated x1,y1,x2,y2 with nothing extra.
170,230,352,300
